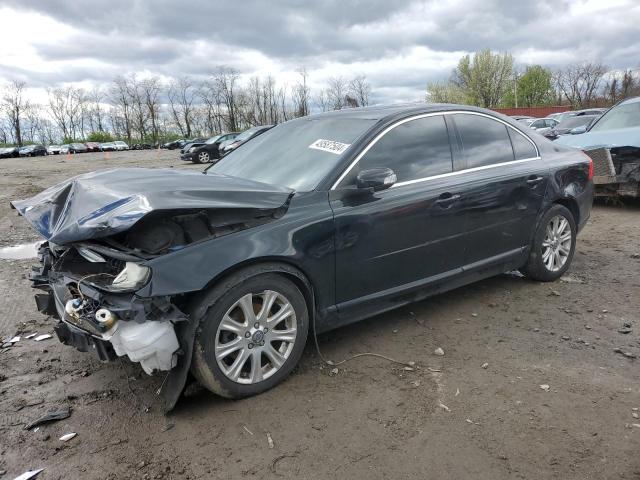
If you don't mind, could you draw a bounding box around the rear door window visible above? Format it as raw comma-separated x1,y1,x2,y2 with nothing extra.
453,114,515,168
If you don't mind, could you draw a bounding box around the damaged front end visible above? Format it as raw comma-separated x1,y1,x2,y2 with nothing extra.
11,167,293,410
31,241,184,374
584,146,640,198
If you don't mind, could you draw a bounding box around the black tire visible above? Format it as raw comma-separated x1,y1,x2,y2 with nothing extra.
190,268,309,399
521,204,577,282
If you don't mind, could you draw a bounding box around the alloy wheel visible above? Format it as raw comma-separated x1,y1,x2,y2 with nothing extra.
198,152,209,163
541,215,572,272
214,290,297,384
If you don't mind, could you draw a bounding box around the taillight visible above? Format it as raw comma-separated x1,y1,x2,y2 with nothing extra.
583,152,594,181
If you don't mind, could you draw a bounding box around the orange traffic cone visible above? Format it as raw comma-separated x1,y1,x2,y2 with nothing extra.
66,151,71,161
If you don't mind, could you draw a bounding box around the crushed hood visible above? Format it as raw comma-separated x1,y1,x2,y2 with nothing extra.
554,126,640,150
11,168,293,244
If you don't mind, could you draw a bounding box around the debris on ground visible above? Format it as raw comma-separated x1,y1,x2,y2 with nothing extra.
438,403,451,412
560,275,585,284
25,406,71,430
34,334,52,342
549,289,561,296
481,363,489,369
614,348,637,359
329,367,339,376
25,333,37,339
434,347,445,356
561,335,571,341
267,432,274,449
618,323,632,334
12,469,44,480
540,384,550,392
59,432,77,442
242,426,254,436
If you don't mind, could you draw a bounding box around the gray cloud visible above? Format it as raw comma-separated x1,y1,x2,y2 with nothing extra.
2,0,639,99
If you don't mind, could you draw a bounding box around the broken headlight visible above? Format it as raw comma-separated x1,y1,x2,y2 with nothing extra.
111,262,151,291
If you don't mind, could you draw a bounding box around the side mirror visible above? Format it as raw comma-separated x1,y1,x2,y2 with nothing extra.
356,168,397,192
570,125,587,135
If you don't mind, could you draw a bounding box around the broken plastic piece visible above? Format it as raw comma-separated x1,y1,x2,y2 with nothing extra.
59,432,77,442
25,406,71,430
34,334,52,342
13,469,44,480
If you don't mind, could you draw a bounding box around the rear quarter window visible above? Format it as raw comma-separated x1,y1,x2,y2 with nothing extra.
508,128,538,160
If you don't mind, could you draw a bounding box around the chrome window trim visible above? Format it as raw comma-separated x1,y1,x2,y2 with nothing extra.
330,110,540,190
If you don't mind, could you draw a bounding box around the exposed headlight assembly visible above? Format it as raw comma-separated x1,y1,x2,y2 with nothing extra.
111,262,151,291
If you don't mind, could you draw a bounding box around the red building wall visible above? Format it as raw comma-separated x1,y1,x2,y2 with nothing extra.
492,106,571,118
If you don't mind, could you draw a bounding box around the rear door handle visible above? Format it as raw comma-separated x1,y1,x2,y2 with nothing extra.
435,193,461,207
526,176,544,186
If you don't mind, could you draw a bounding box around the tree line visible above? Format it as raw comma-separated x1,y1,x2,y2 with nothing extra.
427,49,640,110
0,68,371,146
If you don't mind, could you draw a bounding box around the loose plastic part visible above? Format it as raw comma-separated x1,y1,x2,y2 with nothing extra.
106,320,179,375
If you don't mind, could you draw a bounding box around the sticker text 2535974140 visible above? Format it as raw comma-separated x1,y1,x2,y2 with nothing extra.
308,139,351,155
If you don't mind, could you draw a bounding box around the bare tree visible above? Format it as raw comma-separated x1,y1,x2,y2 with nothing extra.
142,77,162,143
555,62,608,108
167,77,197,137
111,77,133,142
2,80,30,146
292,67,311,117
348,75,371,107
48,86,85,141
213,68,242,132
326,77,348,110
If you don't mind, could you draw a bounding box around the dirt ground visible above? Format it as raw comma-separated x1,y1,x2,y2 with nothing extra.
1,150,639,480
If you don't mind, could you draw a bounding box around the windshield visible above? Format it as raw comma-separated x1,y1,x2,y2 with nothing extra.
208,116,377,191
205,135,222,144
590,101,640,132
558,116,597,129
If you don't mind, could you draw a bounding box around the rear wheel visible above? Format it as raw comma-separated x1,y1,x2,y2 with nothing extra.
190,269,308,399
521,204,576,281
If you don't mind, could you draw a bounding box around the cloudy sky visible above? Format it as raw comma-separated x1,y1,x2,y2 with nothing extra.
0,0,639,104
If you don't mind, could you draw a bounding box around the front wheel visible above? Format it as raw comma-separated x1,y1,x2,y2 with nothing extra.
521,204,577,281
190,270,308,399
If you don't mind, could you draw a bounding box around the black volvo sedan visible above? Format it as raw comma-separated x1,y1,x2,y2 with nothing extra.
11,103,593,410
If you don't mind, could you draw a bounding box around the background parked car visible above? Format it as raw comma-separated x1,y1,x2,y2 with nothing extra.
161,139,186,150
68,143,88,154
18,145,47,157
85,142,101,152
511,116,536,126
180,133,238,163
47,145,62,155
132,143,153,150
99,142,117,151
0,146,20,158
220,126,273,156
529,117,559,130
543,114,601,140
113,141,129,151
179,138,207,154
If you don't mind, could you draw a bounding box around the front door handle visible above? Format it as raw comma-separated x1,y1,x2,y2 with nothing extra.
526,176,544,186
435,193,461,207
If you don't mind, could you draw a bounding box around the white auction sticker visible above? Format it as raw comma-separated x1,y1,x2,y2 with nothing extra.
308,139,351,155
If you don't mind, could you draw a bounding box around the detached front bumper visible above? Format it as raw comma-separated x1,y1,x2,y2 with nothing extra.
31,244,185,375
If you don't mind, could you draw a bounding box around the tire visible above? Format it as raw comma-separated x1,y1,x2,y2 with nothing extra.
521,204,577,282
196,151,210,163
190,269,309,399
